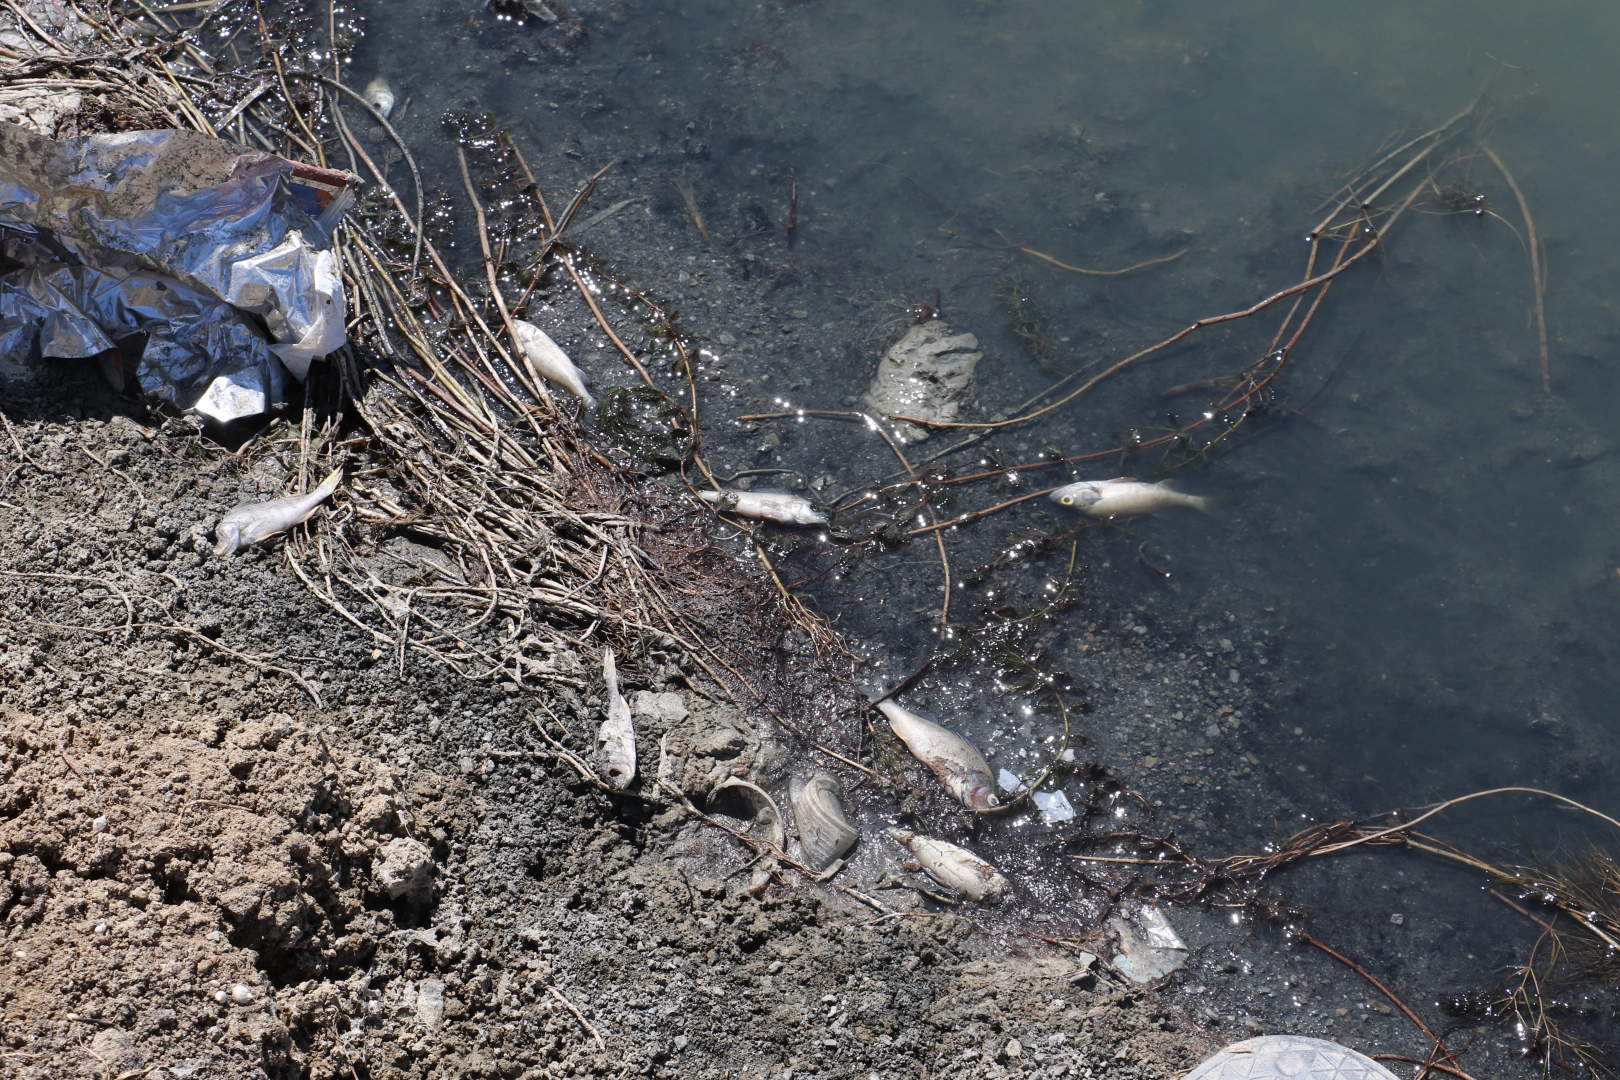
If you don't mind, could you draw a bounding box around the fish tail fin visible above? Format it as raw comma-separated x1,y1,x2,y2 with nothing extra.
602,648,619,698
1189,494,1216,516
314,465,344,499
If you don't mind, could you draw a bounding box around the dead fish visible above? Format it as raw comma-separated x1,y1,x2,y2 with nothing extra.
1049,478,1211,519
1160,374,1242,400
875,699,996,810
789,774,857,870
885,827,1008,902
363,77,395,120
698,489,828,526
511,319,594,407
213,467,342,556
597,649,636,789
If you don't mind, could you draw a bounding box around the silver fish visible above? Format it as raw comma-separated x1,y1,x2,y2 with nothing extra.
363,77,395,120
789,774,857,870
698,489,828,526
213,467,342,556
885,827,1008,902
597,649,636,789
511,319,594,407
1049,478,1211,519
876,699,996,809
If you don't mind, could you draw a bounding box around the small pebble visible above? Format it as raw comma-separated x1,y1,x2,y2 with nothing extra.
213,991,227,1005
92,815,108,832
231,983,255,1005
1006,1037,1023,1058
94,921,106,935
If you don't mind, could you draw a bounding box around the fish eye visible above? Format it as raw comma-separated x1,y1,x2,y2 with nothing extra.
1061,496,1073,505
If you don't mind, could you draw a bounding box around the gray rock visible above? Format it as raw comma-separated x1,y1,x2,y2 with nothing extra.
631,690,689,725
1184,1036,1400,1080
375,836,436,902
89,1026,143,1073
863,322,982,442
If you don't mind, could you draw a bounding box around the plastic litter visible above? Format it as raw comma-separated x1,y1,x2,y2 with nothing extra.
1033,789,1076,823
0,121,354,423
1108,904,1189,982
1183,1036,1399,1080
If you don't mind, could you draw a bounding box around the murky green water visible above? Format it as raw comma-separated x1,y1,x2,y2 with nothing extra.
348,0,1620,1061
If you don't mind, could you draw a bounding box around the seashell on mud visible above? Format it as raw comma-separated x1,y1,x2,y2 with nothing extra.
789,774,857,871
710,777,784,849
363,77,395,119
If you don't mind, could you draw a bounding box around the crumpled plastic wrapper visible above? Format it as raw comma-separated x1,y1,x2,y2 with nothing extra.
0,121,354,422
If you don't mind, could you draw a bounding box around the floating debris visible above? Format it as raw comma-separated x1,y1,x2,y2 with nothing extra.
789,774,857,870
876,699,996,809
698,489,827,526
885,827,1008,902
1033,789,1075,823
863,322,982,442
213,467,343,556
597,649,637,789
1107,905,1188,982
1049,478,1211,519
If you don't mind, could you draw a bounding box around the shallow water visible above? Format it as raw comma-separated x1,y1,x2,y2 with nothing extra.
350,0,1620,1064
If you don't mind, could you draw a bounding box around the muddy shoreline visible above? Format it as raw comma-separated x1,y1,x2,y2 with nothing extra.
0,363,1224,1078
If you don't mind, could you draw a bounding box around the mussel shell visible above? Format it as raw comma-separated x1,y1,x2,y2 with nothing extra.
789,774,857,870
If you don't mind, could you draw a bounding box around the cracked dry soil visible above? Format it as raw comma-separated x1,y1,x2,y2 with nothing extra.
0,374,1213,1079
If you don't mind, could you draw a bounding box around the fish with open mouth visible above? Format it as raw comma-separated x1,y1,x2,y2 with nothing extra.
597,649,637,789
698,489,828,526
1049,478,1211,519
213,467,342,556
875,698,996,809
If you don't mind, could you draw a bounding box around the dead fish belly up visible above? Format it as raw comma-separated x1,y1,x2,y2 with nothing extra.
698,489,828,526
1049,478,1210,519
597,649,637,789
886,828,1008,902
875,699,996,809
213,467,343,556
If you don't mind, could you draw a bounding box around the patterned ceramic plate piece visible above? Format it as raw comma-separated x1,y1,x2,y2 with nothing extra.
1184,1036,1400,1080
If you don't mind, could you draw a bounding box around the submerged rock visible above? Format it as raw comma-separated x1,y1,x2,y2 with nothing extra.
864,321,982,442
1107,904,1188,982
